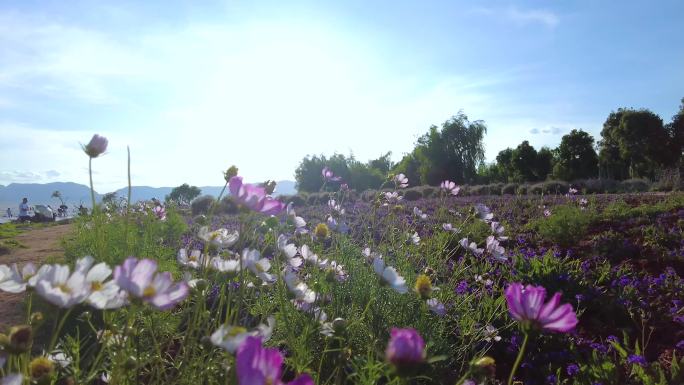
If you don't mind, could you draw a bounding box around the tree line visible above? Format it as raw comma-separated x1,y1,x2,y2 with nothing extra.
294,98,684,192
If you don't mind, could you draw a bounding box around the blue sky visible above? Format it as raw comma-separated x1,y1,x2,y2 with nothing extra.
1,0,682,192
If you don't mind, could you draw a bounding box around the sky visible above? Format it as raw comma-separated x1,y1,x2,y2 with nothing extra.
1,0,683,192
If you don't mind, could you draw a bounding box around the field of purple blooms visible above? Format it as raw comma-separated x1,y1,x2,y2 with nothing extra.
1,136,684,385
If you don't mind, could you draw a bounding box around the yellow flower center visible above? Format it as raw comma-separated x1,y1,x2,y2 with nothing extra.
58,284,71,294
314,223,330,239
225,326,248,339
91,281,103,291
143,286,156,298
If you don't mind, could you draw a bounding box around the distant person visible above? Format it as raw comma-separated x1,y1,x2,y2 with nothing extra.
18,198,30,222
6,208,11,218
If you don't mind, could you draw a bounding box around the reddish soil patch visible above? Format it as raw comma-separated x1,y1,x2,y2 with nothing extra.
0,222,73,331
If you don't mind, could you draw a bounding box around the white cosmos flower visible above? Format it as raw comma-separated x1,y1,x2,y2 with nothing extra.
459,238,483,256
442,223,460,233
283,269,317,303
483,324,502,342
490,222,508,241
413,207,427,220
409,232,421,246
198,226,239,248
485,236,507,261
372,257,407,294
0,263,48,293
48,350,72,368
35,264,90,308
210,316,275,354
394,174,409,189
327,199,345,214
383,191,403,204
277,235,303,268
77,256,127,309
427,298,446,316
177,249,207,269
1,373,23,385
209,257,241,274
300,245,328,269
474,204,494,222
286,203,308,234
241,249,275,284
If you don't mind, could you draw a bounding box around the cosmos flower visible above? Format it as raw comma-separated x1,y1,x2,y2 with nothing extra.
326,216,349,234
440,180,460,196
34,263,91,308
77,256,127,309
0,263,49,293
385,328,426,367
543,209,552,217
286,203,307,234
114,257,189,310
283,269,316,304
198,226,239,249
459,238,483,256
1,374,22,385
413,207,427,220
235,336,314,385
442,223,460,233
277,234,303,268
409,232,421,246
241,249,276,284
474,204,494,222
485,236,507,261
483,325,502,342
209,257,241,274
505,283,578,333
83,134,108,158
373,257,408,294
177,249,207,270
211,316,275,354
300,244,327,269
152,205,166,220
490,222,508,241
321,167,342,182
383,191,403,204
394,174,409,189
229,176,285,215
327,199,345,214
426,298,446,316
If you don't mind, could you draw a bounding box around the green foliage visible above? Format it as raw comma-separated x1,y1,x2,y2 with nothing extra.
190,195,215,215
402,188,422,201
166,183,201,205
502,183,518,195
553,129,599,180
529,204,593,247
348,161,385,191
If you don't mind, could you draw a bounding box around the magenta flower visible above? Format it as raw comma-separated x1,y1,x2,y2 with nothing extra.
385,328,426,367
153,205,166,220
236,336,314,385
83,134,108,158
321,167,342,182
229,176,285,215
114,257,189,310
505,283,578,332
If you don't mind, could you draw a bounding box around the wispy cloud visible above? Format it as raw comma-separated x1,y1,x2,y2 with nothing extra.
471,6,560,28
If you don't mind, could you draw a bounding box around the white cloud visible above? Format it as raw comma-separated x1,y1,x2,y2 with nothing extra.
471,6,560,28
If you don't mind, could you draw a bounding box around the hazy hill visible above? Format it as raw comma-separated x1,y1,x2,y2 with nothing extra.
0,180,297,209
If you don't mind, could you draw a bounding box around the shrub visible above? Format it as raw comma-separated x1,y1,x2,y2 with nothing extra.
281,194,307,207
502,183,518,195
190,195,216,216
653,168,682,191
306,192,330,205
361,189,377,202
619,178,650,193
574,178,620,194
488,183,503,195
403,188,423,201
516,184,529,195
421,186,436,198
218,196,239,215
530,204,593,248
469,185,489,196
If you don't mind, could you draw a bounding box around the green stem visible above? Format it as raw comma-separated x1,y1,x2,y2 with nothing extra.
48,308,73,352
89,157,96,212
507,332,529,385
124,146,132,255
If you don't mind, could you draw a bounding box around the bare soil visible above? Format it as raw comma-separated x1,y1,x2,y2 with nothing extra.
0,222,73,331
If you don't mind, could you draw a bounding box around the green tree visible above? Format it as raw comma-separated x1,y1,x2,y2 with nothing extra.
535,147,556,181
599,108,672,179
413,112,487,185
511,141,539,182
392,153,422,187
367,152,394,175
295,154,349,193
166,183,201,205
495,148,515,182
553,129,598,181
348,161,385,191
51,190,64,205
665,97,684,165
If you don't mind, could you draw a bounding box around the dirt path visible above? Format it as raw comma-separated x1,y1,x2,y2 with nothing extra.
0,222,73,330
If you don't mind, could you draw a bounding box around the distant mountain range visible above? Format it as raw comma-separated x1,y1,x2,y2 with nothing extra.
0,180,297,209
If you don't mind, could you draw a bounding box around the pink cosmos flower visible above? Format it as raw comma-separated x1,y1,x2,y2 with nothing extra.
505,283,578,333
229,176,285,216
440,180,460,196
385,328,426,367
321,167,342,182
236,336,314,385
394,174,409,189
153,205,166,220
114,257,189,310
83,134,108,158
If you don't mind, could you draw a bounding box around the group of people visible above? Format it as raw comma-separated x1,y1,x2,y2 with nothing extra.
4,198,73,222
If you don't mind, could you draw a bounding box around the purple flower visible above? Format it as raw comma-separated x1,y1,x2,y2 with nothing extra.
566,363,580,376
455,280,469,295
627,354,647,367
385,328,426,367
236,336,313,385
114,257,189,310
229,176,285,216
83,134,108,158
321,167,342,182
505,283,578,332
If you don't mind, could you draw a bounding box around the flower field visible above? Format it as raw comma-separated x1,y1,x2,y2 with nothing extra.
1,139,684,385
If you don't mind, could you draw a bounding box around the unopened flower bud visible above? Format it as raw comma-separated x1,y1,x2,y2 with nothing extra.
224,166,239,182
30,312,45,326
9,325,33,353
83,134,108,158
314,223,330,239
30,357,54,380
470,356,496,377
263,180,277,195
332,318,347,333
194,279,208,291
